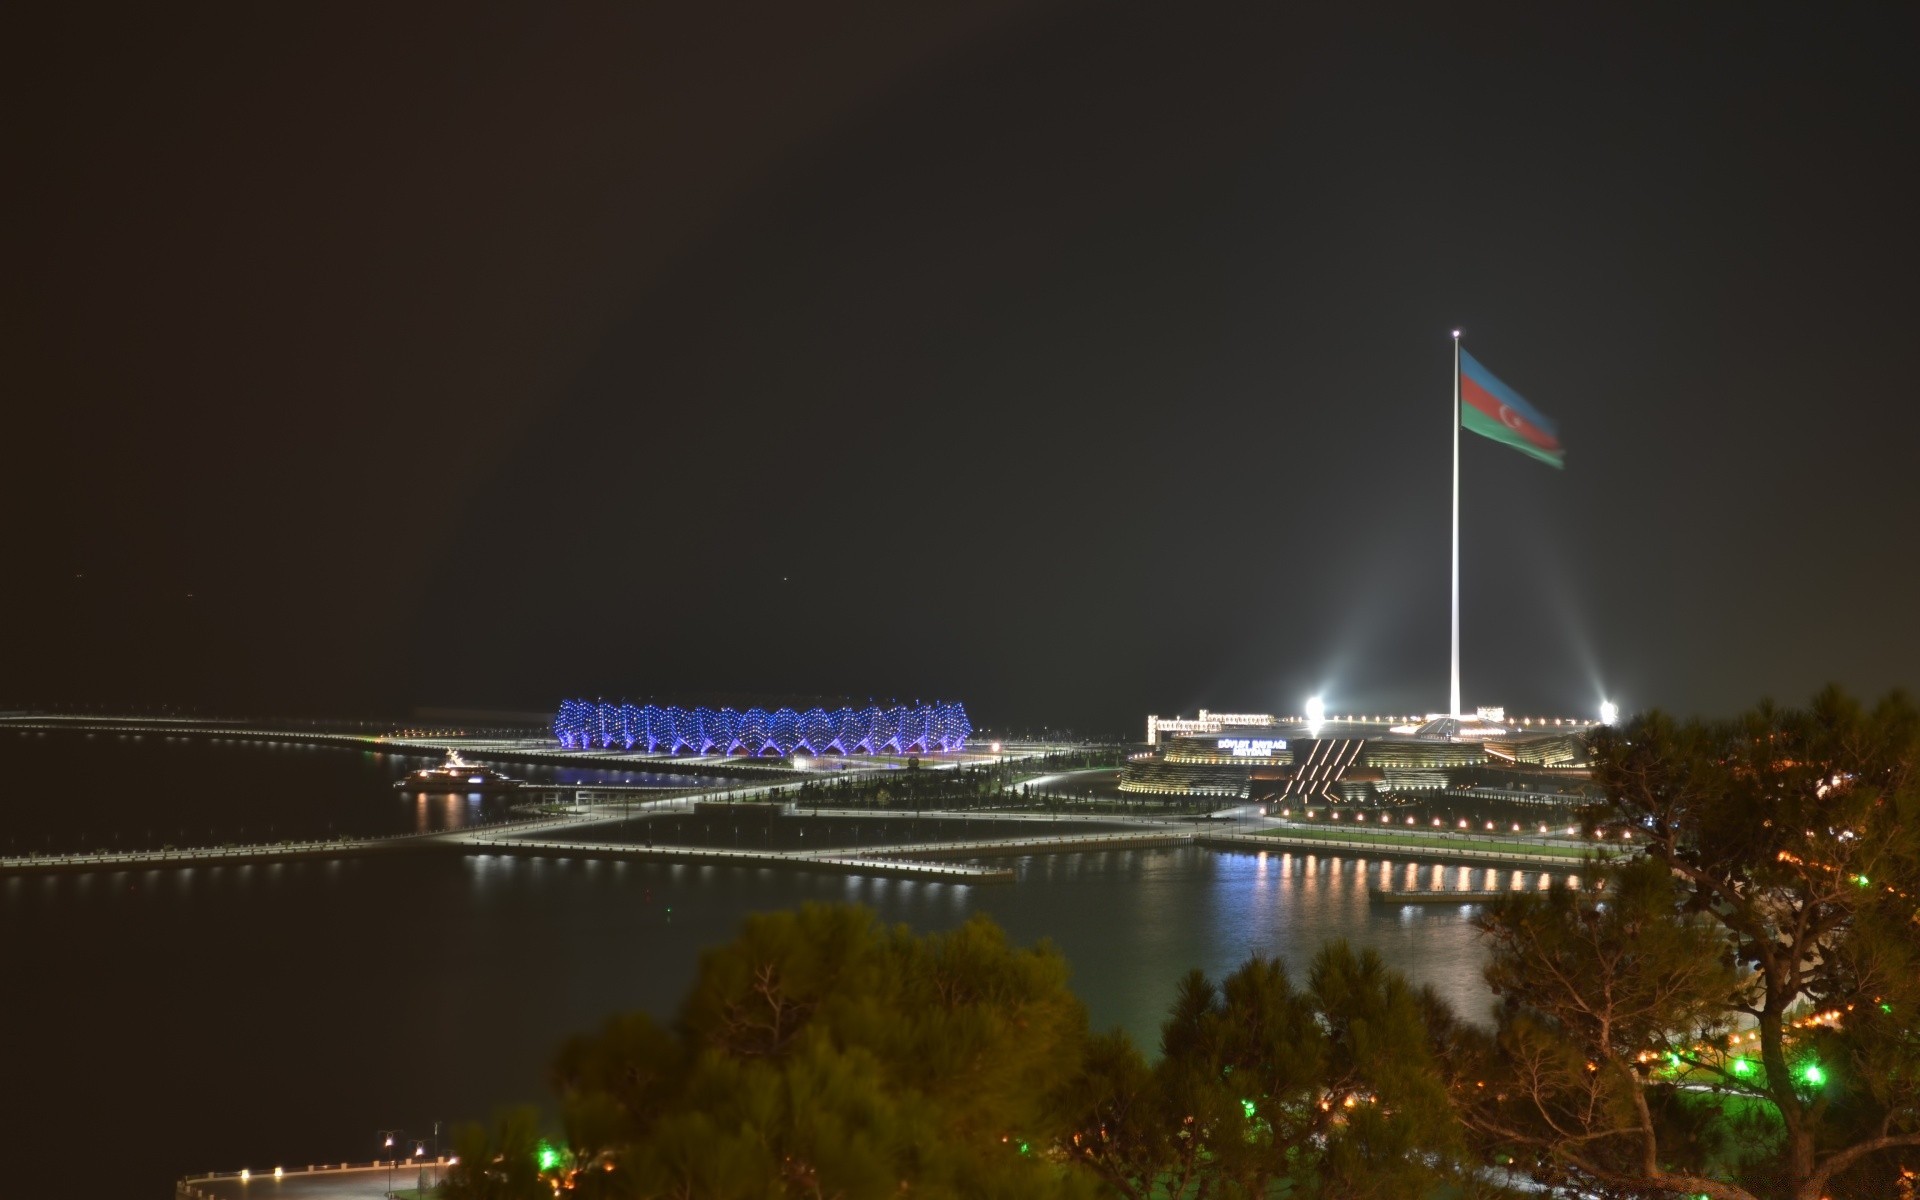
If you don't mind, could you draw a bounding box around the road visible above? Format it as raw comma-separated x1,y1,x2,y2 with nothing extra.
180,1162,442,1199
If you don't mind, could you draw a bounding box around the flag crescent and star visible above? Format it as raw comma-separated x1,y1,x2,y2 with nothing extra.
1458,346,1563,468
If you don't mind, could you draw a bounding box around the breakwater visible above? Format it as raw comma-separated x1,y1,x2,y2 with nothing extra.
1,813,1621,883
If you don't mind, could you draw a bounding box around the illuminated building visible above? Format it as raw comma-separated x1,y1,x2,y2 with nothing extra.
1145,710,1280,746
1123,711,1599,803
552,700,972,755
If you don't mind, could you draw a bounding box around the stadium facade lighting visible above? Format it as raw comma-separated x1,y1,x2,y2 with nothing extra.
554,700,971,755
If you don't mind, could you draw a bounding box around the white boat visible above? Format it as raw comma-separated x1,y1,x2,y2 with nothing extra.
395,748,521,793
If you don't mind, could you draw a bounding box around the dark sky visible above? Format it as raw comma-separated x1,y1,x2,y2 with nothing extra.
7,2,1917,734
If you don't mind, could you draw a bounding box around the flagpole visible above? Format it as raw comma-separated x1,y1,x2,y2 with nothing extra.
1450,331,1462,718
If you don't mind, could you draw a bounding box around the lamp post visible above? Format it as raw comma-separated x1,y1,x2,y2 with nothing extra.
377,1130,407,1198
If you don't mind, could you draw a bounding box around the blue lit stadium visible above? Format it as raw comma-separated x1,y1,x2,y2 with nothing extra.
552,700,973,755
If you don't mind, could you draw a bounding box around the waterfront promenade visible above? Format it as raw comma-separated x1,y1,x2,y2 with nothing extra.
178,1160,445,1198
1206,823,1607,869
1,802,1615,883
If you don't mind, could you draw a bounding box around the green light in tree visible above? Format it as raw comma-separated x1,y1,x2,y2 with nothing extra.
536,1142,561,1171
1854,874,1871,887
1882,1003,1894,1014
1801,1063,1826,1087
1241,1098,1257,1119
1731,1058,1755,1077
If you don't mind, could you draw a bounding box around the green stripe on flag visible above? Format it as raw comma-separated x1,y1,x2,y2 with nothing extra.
1461,405,1564,468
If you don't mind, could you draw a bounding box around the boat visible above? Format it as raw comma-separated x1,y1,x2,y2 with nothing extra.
395,748,522,793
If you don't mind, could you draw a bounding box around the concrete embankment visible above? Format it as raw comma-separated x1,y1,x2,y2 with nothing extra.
458,836,1016,882
178,1160,450,1199
1196,830,1615,869
865,830,1191,860
0,833,437,876
1369,888,1533,904
0,814,607,877
4,813,1619,883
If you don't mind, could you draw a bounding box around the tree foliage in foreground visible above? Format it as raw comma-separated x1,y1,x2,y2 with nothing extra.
506,905,1095,1198
444,905,1472,1199
443,1107,548,1200
1458,688,1920,1200
1062,943,1474,1198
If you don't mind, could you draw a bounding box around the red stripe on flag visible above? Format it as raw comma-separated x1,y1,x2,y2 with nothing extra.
1461,374,1562,452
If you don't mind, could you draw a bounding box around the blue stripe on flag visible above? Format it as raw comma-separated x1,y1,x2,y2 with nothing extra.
1460,348,1557,439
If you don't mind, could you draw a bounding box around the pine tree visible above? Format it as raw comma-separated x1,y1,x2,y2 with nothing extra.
546,904,1100,1199
1461,688,1920,1200
1062,943,1468,1198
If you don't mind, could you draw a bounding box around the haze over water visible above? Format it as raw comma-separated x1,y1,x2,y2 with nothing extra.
2,733,1553,1199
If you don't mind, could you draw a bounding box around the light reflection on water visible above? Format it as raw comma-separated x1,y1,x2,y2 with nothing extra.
970,846,1571,1046
8,831,1564,1199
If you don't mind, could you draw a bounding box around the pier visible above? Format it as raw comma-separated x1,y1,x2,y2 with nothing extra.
1,813,1623,883
1198,825,1611,869
459,835,1018,882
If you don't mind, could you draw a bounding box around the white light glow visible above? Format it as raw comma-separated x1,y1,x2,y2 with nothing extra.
1217,737,1287,757
1600,700,1619,726
1304,696,1325,732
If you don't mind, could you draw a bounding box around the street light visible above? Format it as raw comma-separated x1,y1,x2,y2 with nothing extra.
377,1130,408,1198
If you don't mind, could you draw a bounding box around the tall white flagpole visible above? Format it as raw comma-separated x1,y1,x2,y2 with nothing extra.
1450,330,1462,718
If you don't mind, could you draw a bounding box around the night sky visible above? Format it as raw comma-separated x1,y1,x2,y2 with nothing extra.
9,3,1918,734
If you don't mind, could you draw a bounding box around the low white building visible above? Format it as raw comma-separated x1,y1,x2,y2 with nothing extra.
1144,709,1279,747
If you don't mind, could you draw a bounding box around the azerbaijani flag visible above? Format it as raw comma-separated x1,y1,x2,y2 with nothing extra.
1459,348,1563,468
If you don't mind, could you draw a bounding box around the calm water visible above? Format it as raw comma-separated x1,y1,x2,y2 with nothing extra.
0,729,707,854
0,733,1547,1199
